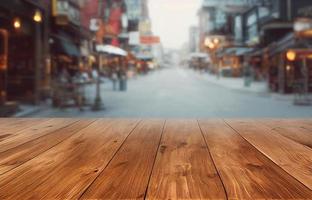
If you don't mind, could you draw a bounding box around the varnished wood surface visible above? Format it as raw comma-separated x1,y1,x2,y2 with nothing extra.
0,119,311,199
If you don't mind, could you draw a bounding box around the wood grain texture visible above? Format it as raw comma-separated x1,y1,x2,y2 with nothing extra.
0,119,139,200
226,119,312,190
0,119,95,175
0,118,78,153
81,120,165,199
0,118,48,140
199,119,312,199
260,119,312,149
146,120,227,200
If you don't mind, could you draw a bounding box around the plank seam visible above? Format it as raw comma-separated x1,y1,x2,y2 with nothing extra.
197,119,229,200
143,120,167,200
0,119,80,154
0,120,98,176
78,120,142,200
257,120,312,150
223,119,312,192
0,119,51,140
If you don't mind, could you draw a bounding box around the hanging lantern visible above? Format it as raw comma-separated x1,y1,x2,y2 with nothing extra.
13,18,21,29
213,38,220,45
33,10,42,23
286,50,296,61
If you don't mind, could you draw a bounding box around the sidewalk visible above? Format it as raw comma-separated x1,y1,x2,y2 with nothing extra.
13,104,50,117
196,72,306,103
197,72,269,95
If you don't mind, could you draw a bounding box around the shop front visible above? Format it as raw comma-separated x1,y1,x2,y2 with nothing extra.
268,33,312,94
0,1,46,105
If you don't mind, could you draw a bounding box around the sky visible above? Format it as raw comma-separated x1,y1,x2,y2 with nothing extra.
149,0,201,49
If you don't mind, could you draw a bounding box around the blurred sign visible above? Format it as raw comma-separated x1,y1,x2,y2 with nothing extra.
52,0,80,25
294,18,312,32
121,14,128,29
129,32,140,45
298,6,312,18
139,20,152,35
140,36,160,44
0,29,8,70
90,18,100,31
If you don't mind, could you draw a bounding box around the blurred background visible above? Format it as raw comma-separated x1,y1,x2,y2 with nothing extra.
0,0,312,118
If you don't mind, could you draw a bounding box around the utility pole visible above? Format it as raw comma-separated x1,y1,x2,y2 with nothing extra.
92,0,104,111
34,18,42,105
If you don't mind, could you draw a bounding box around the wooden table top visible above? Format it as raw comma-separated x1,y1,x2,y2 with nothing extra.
0,119,312,199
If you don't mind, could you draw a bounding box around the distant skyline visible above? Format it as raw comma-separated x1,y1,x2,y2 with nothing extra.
149,0,201,49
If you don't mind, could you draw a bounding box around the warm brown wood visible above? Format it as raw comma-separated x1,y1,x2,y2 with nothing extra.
199,119,312,199
0,119,139,199
0,119,95,175
0,118,48,139
146,120,227,200
81,120,165,199
1,119,312,199
0,118,78,153
260,119,312,149
226,119,312,190
263,119,312,131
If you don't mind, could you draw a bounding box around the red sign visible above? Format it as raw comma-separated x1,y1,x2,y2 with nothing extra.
140,36,160,44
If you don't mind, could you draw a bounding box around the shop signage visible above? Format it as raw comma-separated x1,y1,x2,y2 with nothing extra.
0,30,8,70
53,0,80,26
139,20,152,35
90,18,100,31
140,36,160,44
129,32,140,45
298,6,312,18
294,18,312,32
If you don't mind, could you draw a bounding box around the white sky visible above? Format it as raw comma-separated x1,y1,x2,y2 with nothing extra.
149,0,201,49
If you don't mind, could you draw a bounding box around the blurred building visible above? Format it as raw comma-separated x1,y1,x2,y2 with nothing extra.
199,0,312,94
189,26,200,53
236,0,312,93
0,0,50,116
197,0,257,76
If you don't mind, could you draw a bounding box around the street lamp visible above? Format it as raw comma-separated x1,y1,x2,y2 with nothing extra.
208,42,215,49
213,38,220,45
33,10,43,23
286,50,296,61
204,38,211,47
13,18,21,29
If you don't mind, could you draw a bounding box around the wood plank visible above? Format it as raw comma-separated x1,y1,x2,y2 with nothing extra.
81,120,165,199
0,118,48,139
265,119,312,131
0,119,95,175
226,119,312,190
0,119,139,200
0,118,78,153
199,119,312,199
146,120,226,200
260,119,312,149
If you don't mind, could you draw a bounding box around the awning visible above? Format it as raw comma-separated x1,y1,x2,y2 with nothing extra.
51,34,80,57
136,54,154,61
267,33,312,56
61,41,80,57
235,47,254,56
189,52,209,59
96,45,128,56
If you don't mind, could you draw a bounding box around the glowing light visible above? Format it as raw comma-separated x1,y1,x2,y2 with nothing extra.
213,38,220,44
13,18,21,29
286,65,291,71
33,10,42,23
204,38,212,47
208,43,215,49
286,50,296,61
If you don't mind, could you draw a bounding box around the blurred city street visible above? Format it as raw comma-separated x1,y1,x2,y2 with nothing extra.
30,66,312,118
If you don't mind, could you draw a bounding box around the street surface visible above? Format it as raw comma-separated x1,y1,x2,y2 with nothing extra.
32,66,312,118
